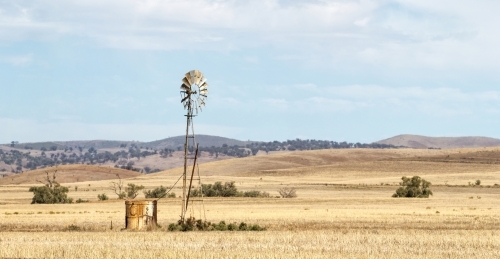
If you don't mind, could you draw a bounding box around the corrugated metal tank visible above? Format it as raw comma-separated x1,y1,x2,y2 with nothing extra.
125,200,157,230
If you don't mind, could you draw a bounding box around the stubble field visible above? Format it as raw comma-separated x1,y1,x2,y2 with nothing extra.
1,148,500,258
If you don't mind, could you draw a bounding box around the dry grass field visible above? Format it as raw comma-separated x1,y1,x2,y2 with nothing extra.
0,165,141,185
1,147,500,258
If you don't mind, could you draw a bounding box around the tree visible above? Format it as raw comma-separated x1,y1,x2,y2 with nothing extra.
126,183,145,199
392,176,433,198
110,174,126,199
144,186,168,199
475,179,481,186
29,167,72,204
126,161,135,170
278,187,297,198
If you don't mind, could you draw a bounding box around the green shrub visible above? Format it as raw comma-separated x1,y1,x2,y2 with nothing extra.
66,224,81,231
144,186,168,199
214,221,228,231
125,183,145,199
29,183,73,204
475,180,481,186
392,176,433,198
190,181,238,197
75,198,89,203
190,182,267,198
238,222,247,231
167,192,176,198
118,192,126,199
250,224,265,231
168,223,179,231
97,193,108,201
227,223,237,231
167,218,265,232
244,190,261,197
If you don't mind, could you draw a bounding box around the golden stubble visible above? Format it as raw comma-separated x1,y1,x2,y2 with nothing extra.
1,147,500,258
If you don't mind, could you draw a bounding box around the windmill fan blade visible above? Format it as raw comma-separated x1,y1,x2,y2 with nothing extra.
180,70,208,112
194,70,202,85
184,73,192,85
180,83,190,91
182,78,191,87
189,70,196,85
199,77,207,87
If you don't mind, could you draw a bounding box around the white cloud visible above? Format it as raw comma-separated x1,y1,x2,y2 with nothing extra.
0,0,498,72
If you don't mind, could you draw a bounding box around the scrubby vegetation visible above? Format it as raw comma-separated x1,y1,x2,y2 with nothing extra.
144,186,174,199
125,183,145,199
278,187,297,198
97,193,109,201
392,176,433,198
190,181,269,198
168,217,266,232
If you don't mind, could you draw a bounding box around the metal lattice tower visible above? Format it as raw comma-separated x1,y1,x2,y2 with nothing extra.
179,70,208,223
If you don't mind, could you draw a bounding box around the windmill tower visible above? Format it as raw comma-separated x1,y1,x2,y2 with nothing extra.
179,70,208,223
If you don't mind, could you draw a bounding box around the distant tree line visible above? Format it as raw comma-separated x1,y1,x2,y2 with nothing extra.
198,139,399,158
0,145,160,173
1,139,399,173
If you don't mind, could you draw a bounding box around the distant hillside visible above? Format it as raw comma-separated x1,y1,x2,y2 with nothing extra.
0,165,141,185
3,135,252,150
142,135,252,149
375,134,500,149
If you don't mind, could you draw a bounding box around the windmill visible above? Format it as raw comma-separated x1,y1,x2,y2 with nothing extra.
179,70,208,223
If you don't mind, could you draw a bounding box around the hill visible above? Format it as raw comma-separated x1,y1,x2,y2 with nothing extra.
3,135,252,150
135,146,500,186
375,134,500,149
141,135,252,149
0,165,141,185
142,148,431,178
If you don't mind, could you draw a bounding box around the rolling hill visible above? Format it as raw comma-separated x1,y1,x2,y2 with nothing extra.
0,165,141,185
5,135,253,150
132,146,500,186
375,134,500,149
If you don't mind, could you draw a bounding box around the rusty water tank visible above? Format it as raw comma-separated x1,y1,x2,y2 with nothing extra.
125,199,157,230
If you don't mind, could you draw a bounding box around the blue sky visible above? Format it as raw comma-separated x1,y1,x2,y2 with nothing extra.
1,0,499,143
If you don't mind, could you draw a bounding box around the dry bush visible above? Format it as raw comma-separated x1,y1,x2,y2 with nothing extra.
278,187,297,198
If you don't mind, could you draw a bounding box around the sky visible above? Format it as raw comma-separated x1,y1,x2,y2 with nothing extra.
1,0,500,144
